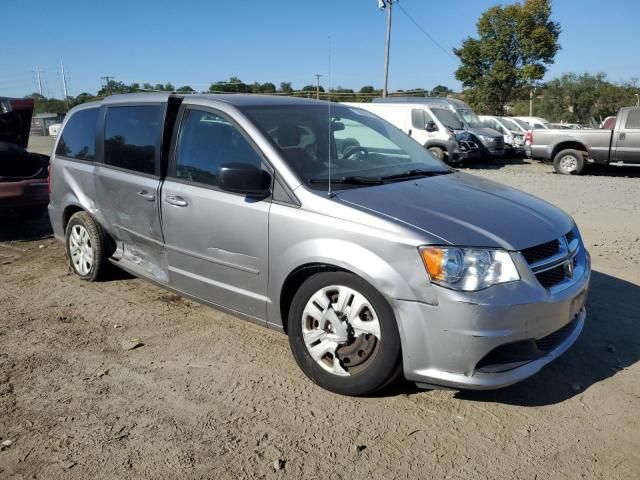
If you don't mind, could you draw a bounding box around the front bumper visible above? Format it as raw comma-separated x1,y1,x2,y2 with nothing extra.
393,250,590,390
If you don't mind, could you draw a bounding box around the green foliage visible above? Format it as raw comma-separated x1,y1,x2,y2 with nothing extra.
176,85,195,93
430,85,451,97
454,0,561,115
279,82,293,94
511,74,639,123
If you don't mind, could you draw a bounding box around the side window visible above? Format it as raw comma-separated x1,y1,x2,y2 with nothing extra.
174,109,263,187
104,105,163,175
55,108,98,161
625,110,640,129
411,109,435,130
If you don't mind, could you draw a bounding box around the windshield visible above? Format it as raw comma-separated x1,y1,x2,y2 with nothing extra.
512,118,531,130
457,109,482,128
431,108,465,130
499,117,522,132
241,104,449,189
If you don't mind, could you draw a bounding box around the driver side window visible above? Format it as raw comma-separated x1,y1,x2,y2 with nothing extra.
174,109,263,187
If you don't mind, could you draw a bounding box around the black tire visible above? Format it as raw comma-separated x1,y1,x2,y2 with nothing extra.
288,271,402,396
553,149,585,175
427,146,446,162
64,211,113,281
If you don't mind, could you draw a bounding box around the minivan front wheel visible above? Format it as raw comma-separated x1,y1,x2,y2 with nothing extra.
65,211,112,281
288,272,402,396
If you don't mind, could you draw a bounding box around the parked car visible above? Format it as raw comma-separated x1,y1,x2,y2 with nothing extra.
0,97,50,219
512,116,552,130
529,107,640,174
343,102,479,165
49,93,590,395
373,97,505,158
479,115,526,156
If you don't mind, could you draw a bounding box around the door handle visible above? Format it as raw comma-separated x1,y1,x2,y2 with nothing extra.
166,195,188,207
137,190,156,201
408,129,412,136
619,132,626,140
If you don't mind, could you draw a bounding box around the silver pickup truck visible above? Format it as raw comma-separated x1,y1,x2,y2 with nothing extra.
530,107,640,174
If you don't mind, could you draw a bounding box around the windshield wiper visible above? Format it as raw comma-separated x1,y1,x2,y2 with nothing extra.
309,176,384,185
380,169,452,181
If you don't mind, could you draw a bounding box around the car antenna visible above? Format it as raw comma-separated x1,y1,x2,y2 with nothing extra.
327,35,332,197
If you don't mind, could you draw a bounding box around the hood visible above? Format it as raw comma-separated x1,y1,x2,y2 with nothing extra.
468,126,503,139
335,172,573,250
0,97,34,149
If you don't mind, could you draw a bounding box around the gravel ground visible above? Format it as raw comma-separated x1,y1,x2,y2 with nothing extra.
0,137,638,479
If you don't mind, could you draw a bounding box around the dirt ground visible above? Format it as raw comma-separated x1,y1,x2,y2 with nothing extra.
1,137,638,479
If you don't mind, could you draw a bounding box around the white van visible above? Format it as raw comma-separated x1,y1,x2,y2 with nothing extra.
343,102,478,165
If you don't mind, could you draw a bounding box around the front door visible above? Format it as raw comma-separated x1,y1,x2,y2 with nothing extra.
161,106,271,321
95,104,166,281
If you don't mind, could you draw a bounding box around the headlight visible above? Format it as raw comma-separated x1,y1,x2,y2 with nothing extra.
419,246,520,291
478,135,495,143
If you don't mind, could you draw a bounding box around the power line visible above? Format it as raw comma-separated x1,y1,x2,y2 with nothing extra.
396,3,456,61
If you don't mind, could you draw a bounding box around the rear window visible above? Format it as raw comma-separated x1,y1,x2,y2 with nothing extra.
625,110,640,129
104,105,163,175
55,108,98,161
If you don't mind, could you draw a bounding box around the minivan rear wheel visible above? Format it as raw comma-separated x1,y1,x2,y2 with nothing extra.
288,272,402,396
65,211,112,281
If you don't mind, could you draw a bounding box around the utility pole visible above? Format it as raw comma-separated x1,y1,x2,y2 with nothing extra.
529,83,534,116
61,61,69,111
636,93,639,107
380,0,396,97
100,76,115,94
314,74,323,100
36,66,43,96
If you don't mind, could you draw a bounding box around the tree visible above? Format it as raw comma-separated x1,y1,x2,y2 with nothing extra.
302,84,324,93
176,85,195,93
209,77,250,93
279,82,293,94
430,85,451,97
259,82,276,94
454,0,561,114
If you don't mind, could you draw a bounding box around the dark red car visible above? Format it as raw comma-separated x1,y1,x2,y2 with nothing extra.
0,97,50,219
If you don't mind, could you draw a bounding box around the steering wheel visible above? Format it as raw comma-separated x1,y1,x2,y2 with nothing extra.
342,145,370,162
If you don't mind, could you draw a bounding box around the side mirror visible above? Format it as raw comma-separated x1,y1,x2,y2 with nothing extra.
218,163,271,197
425,121,438,132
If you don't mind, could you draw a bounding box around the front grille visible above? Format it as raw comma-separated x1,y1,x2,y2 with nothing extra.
494,137,504,150
536,316,578,351
521,239,560,264
565,229,576,243
536,264,567,289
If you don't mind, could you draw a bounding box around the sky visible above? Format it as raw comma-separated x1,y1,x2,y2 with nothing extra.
1,0,639,98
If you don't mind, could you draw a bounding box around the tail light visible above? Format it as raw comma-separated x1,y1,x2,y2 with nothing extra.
525,130,533,145
47,164,51,194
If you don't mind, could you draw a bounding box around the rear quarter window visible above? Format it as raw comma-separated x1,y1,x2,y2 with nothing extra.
55,108,99,161
104,105,163,175
625,110,640,129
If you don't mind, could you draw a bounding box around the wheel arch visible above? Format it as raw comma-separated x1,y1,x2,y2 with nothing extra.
551,141,588,160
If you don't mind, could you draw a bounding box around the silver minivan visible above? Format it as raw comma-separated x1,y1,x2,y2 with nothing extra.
48,93,590,396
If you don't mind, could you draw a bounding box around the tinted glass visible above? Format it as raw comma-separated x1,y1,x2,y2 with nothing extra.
242,104,448,187
625,110,640,129
174,109,263,186
457,109,482,128
499,117,520,131
55,108,98,160
104,105,163,175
